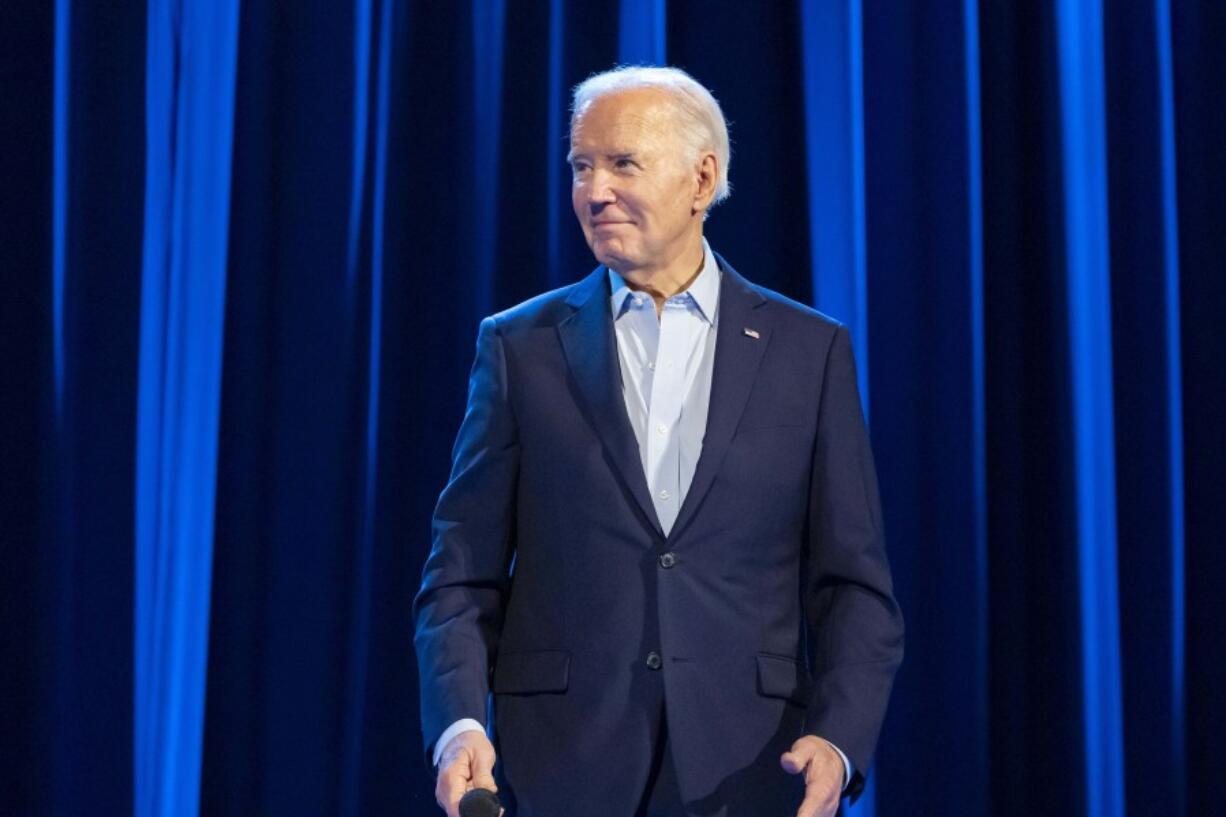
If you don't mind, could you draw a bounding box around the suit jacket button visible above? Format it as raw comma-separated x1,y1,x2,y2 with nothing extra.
646,651,662,670
658,552,677,568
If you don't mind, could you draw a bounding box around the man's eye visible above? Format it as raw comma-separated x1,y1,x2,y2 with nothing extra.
571,163,591,174
615,159,634,169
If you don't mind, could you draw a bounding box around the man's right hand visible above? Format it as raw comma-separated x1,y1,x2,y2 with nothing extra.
435,730,500,817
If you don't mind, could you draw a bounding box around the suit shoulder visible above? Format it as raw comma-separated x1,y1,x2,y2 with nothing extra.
749,282,844,337
485,278,588,334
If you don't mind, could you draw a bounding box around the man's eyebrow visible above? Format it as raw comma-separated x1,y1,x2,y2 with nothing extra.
565,150,640,164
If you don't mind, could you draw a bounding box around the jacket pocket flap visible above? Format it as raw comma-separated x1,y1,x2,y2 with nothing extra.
492,650,571,694
755,653,810,706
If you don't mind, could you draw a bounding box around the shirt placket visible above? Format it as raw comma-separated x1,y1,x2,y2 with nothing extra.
647,297,688,535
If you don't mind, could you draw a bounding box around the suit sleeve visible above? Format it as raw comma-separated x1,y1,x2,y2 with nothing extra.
802,325,904,801
413,316,520,766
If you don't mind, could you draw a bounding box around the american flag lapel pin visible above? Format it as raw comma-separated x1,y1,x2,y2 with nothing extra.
743,327,760,339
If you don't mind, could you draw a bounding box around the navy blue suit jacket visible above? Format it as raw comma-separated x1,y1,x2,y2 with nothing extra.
413,256,904,816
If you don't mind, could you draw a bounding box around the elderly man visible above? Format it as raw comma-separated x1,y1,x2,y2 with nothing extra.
414,66,903,817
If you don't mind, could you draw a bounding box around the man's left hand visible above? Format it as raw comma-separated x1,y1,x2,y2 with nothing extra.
780,735,843,817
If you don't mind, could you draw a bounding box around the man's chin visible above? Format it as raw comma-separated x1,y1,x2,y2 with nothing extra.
589,242,635,271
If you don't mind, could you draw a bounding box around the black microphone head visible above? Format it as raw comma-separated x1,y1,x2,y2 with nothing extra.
458,787,501,817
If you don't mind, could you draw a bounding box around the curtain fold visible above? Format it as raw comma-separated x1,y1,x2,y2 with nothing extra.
861,2,989,815
1106,0,1186,812
1054,2,1126,813
619,0,667,65
1172,3,1226,813
134,1,241,815
804,0,868,401
803,4,874,813
2,4,145,816
338,1,395,814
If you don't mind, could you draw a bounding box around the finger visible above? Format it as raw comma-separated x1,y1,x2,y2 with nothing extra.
436,758,471,817
443,778,465,817
780,742,817,775
471,744,498,792
438,774,465,817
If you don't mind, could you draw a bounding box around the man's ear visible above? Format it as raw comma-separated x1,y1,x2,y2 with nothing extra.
692,152,718,214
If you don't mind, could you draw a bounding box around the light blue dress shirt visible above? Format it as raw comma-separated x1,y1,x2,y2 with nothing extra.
608,239,721,537
435,238,851,791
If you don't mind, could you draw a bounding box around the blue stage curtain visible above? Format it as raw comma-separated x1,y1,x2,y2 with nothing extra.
619,0,666,65
1171,3,1226,813
861,2,989,814
802,5,877,813
134,1,240,816
2,2,1224,817
2,3,145,816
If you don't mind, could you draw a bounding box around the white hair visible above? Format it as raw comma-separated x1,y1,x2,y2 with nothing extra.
570,65,732,209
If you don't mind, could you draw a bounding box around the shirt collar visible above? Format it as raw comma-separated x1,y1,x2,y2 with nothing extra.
607,238,721,324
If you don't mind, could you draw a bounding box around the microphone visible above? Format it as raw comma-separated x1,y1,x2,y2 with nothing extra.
458,788,502,817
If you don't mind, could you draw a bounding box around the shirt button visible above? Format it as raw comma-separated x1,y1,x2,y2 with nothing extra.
646,651,663,670
658,489,670,500
657,423,668,434
647,361,655,370
658,552,677,568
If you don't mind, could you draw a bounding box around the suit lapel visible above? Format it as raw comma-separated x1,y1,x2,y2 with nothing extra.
668,257,770,542
558,267,666,539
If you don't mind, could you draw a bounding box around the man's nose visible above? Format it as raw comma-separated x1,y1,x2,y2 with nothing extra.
587,170,616,206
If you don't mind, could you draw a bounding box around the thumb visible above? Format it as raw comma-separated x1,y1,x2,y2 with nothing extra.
780,738,818,775
470,742,498,792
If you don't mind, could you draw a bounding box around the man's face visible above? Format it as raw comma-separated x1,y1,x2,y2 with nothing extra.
569,88,703,274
